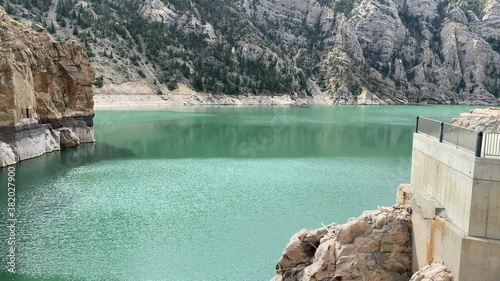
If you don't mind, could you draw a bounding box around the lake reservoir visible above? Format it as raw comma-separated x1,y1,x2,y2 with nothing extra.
0,105,484,281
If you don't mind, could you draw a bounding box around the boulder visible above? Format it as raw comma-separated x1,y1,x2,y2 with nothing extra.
0,141,17,167
452,107,500,132
410,263,454,281
272,207,412,281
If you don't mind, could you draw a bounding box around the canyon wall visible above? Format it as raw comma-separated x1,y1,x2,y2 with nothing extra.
0,6,94,167
8,0,500,104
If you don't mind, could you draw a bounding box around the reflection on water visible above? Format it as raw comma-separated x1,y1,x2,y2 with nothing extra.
98,114,413,159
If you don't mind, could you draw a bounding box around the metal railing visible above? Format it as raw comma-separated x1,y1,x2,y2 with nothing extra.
441,123,478,152
484,133,500,157
416,116,499,158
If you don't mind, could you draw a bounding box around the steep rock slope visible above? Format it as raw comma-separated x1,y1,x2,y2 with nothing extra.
316,0,500,104
0,6,94,167
5,0,500,104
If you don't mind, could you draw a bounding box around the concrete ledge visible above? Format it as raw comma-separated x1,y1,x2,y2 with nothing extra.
412,191,446,220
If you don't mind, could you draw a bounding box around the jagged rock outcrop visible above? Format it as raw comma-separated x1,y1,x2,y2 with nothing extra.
409,263,454,281
140,0,178,22
0,6,94,167
272,207,412,281
480,0,500,38
452,107,500,132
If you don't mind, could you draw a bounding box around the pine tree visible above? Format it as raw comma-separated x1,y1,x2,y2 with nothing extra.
193,73,204,92
93,75,104,87
6,3,14,14
48,21,56,34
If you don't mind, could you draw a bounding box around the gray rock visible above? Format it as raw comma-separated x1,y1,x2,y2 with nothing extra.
0,142,17,167
31,23,45,32
57,127,80,148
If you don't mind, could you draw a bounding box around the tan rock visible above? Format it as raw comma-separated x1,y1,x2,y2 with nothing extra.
452,107,500,132
336,219,371,244
410,263,454,281
273,208,412,281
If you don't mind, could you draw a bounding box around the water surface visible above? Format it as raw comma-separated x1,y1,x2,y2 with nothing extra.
0,105,486,281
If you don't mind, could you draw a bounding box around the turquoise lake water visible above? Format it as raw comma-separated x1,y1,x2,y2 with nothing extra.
0,105,488,281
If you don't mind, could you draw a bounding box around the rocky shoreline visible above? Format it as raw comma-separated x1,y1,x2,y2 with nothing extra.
93,80,500,108
94,93,500,108
271,184,455,281
0,116,94,167
272,206,413,281
94,93,319,108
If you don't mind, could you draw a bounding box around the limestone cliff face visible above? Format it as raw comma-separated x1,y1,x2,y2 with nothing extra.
0,6,94,167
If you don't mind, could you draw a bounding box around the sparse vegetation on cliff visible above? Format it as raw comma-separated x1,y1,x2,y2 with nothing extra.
3,0,500,104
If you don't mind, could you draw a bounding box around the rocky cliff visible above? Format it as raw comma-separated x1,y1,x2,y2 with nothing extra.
272,207,413,281
0,6,95,167
242,0,500,104
6,0,500,104
272,202,455,281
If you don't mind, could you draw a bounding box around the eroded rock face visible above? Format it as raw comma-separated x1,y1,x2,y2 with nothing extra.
0,6,94,167
272,207,412,281
319,0,500,105
9,0,499,104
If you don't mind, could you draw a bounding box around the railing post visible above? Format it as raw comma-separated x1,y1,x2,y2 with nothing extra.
439,122,444,143
415,116,420,133
476,131,484,157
